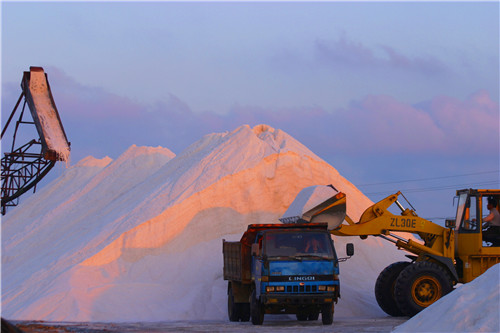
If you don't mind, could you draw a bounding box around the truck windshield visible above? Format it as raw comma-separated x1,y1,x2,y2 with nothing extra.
263,231,335,259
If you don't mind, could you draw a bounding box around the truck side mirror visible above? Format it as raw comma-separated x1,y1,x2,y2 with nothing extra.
251,243,260,256
346,243,354,257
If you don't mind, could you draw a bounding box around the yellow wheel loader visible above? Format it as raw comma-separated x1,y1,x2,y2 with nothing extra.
281,187,500,317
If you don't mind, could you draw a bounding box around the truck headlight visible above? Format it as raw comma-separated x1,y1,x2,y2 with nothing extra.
266,286,275,292
276,286,285,292
318,285,326,291
327,286,336,292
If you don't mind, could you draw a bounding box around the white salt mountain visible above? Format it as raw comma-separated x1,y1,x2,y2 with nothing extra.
3,124,409,322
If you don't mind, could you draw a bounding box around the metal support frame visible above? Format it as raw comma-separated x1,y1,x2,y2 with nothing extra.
1,140,55,214
1,91,56,215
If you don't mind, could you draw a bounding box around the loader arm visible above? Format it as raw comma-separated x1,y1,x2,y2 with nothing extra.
330,192,454,260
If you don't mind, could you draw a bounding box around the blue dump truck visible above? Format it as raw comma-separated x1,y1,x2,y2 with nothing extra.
223,223,353,325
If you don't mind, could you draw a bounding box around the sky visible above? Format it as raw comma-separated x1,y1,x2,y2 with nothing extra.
1,1,499,219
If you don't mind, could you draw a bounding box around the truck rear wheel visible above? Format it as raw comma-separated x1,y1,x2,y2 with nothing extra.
228,286,240,322
250,289,264,325
394,261,453,317
308,311,320,321
240,303,250,322
321,303,334,325
296,313,308,321
375,261,410,316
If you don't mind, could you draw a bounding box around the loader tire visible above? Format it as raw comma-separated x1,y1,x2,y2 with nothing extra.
250,289,264,325
228,286,240,322
394,261,453,317
375,261,411,317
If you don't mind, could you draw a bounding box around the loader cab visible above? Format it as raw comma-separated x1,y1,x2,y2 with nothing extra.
454,189,500,247
453,189,500,283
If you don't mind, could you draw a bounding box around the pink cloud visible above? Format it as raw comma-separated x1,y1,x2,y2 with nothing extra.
427,90,499,152
4,66,496,164
47,66,145,119
340,95,447,152
222,92,497,157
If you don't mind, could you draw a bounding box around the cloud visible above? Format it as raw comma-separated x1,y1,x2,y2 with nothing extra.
315,37,378,68
2,67,497,166
47,67,145,119
420,90,499,152
314,36,450,76
219,92,498,156
1,67,158,162
337,95,447,152
380,45,449,75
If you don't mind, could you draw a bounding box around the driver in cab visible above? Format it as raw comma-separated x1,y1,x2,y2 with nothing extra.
304,238,323,253
483,197,500,245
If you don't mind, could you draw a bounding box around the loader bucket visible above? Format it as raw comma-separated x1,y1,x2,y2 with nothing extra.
280,185,347,230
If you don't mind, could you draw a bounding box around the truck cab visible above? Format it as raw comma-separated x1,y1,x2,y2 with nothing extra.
223,223,353,325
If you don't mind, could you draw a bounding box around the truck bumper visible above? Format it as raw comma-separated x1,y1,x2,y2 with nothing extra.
261,293,337,305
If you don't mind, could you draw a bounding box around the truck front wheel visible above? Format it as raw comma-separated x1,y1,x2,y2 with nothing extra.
321,303,334,325
394,261,453,317
250,289,264,325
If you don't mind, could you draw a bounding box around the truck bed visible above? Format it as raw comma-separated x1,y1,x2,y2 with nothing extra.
223,240,242,282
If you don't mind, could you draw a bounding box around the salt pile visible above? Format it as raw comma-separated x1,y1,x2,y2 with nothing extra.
3,124,414,321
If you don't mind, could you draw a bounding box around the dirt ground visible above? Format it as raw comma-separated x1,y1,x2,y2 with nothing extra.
10,316,408,333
